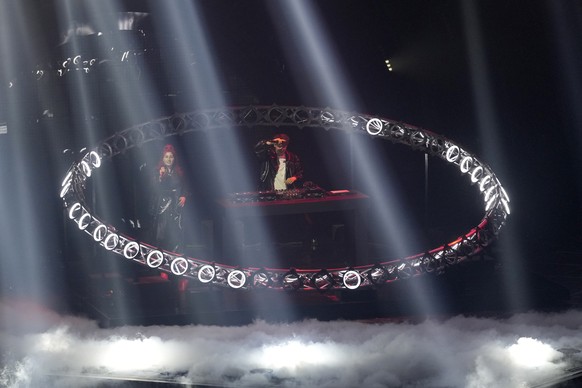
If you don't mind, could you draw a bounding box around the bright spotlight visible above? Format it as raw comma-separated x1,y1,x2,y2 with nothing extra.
385,59,393,71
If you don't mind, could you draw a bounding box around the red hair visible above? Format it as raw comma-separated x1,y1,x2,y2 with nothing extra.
157,144,183,176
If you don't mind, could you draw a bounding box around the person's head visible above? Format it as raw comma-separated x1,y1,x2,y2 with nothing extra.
272,133,290,152
161,144,176,167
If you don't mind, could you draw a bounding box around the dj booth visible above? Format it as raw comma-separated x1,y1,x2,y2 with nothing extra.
213,188,369,267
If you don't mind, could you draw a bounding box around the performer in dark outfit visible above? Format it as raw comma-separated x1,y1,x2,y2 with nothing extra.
254,133,303,191
151,144,188,253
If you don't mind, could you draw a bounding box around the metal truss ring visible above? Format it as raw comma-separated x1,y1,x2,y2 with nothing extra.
60,105,510,291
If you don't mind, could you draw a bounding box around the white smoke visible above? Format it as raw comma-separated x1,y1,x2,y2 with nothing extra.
1,298,581,387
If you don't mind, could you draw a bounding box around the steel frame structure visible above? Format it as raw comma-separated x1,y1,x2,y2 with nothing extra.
60,105,510,291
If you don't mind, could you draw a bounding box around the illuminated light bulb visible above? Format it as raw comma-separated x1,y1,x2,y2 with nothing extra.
68,203,81,219
104,233,119,250
171,257,189,275
198,264,215,283
92,224,108,242
123,241,140,259
460,156,472,173
479,175,491,192
146,250,164,268
446,145,460,162
470,166,483,183
78,213,92,230
227,270,246,288
343,270,361,289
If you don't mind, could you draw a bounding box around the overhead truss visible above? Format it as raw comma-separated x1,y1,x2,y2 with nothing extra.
60,105,510,291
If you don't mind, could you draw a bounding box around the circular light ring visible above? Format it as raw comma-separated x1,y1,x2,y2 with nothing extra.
366,118,384,135
146,250,164,268
446,145,460,162
68,202,82,219
103,233,119,250
197,264,216,283
470,166,484,183
479,175,492,192
60,181,72,199
342,270,362,290
460,156,473,173
170,257,189,276
92,224,108,242
61,171,73,187
88,151,101,168
80,160,92,177
61,105,510,291
77,213,92,230
227,270,247,289
123,241,140,259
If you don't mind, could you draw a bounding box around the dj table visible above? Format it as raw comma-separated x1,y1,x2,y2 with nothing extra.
214,190,369,266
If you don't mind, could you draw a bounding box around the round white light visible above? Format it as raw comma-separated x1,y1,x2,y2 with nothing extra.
365,118,383,135
123,241,140,259
80,160,92,177
198,264,215,283
92,224,108,242
470,166,483,183
170,257,189,276
103,233,119,250
146,250,164,268
343,270,362,290
460,156,472,173
446,145,460,162
89,151,101,168
61,171,73,187
78,213,92,230
59,181,72,199
227,270,246,289
68,203,82,219
479,175,492,192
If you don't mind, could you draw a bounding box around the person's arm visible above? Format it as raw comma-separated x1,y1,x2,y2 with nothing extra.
254,139,273,160
177,169,189,207
286,152,303,185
